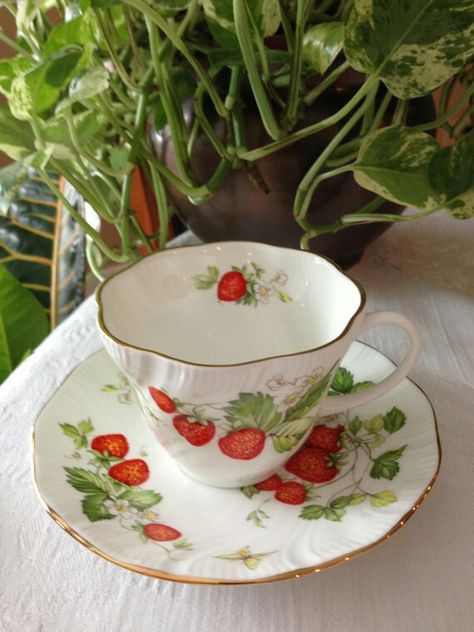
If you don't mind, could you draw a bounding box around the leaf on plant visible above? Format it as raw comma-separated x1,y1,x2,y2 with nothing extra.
351,380,373,393
284,369,333,422
224,392,282,431
353,126,441,210
344,0,474,98
173,538,193,550
350,493,367,505
0,265,49,383
102,384,120,392
300,504,326,520
77,418,94,435
429,130,474,219
276,288,292,303
56,66,110,112
363,414,384,434
370,445,407,480
118,489,162,510
82,493,115,522
302,22,344,75
370,490,398,508
192,265,219,290
383,407,406,434
330,367,353,394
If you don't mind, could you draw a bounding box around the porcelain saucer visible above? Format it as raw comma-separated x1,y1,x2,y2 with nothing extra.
32,342,440,585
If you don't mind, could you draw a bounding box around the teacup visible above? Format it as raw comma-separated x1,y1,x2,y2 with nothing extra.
96,242,420,488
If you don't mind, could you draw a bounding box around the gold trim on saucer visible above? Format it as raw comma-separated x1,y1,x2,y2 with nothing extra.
95,241,368,368
30,348,441,586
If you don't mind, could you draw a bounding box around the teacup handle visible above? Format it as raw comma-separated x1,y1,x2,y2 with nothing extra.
319,311,421,416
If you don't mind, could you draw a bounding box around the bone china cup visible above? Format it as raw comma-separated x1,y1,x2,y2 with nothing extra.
96,242,420,488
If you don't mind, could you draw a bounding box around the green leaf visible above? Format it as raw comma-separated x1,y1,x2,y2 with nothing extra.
0,162,29,213
370,445,407,480
348,416,362,436
77,418,94,435
350,493,367,505
383,407,406,434
302,22,344,75
330,367,353,394
370,490,398,508
0,105,36,160
82,493,115,522
363,414,384,434
429,130,474,219
224,392,282,431
345,0,474,98
272,434,300,453
324,507,345,522
64,467,113,494
0,265,49,382
102,384,120,392
241,485,259,499
284,369,333,422
330,495,352,509
43,13,94,57
0,168,85,327
353,126,441,210
203,0,281,48
0,59,31,97
56,66,110,112
351,380,373,393
192,265,220,290
173,538,193,550
300,504,326,520
60,422,81,439
118,489,162,510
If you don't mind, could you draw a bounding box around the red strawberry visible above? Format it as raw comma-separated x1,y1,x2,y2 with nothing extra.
148,387,176,413
218,428,266,460
143,523,181,542
91,434,129,458
217,271,247,302
255,474,283,491
275,481,306,505
108,459,149,486
306,424,345,452
172,414,216,446
285,447,339,483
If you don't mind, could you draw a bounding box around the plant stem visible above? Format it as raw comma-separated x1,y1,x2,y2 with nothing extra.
122,0,227,117
278,0,295,53
340,207,437,225
86,239,106,282
303,61,349,105
413,81,474,132
285,0,307,126
239,76,377,161
147,163,170,251
368,88,392,132
123,5,144,72
130,214,154,255
0,30,34,59
233,0,282,140
118,172,134,258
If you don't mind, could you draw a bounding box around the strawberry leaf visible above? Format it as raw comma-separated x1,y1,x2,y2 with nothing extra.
330,495,352,509
118,489,162,510
284,369,332,422
329,367,354,394
241,485,259,499
370,445,407,480
272,434,300,453
383,407,406,434
370,490,398,508
363,414,384,434
173,539,193,550
348,416,362,435
77,418,94,435
81,493,114,522
350,493,367,505
60,422,86,449
224,392,282,431
102,384,120,392
64,467,114,494
324,507,345,521
299,504,325,520
192,265,219,289
351,380,373,392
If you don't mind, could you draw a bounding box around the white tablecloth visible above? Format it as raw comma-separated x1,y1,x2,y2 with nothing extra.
1,214,473,632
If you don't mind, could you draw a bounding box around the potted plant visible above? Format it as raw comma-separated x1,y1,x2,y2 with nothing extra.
0,0,472,275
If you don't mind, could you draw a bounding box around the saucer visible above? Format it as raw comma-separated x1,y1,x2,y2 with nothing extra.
32,342,440,585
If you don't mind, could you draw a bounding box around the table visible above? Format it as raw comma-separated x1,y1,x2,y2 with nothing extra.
1,213,473,632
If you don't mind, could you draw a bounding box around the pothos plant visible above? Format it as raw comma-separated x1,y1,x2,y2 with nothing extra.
0,0,472,278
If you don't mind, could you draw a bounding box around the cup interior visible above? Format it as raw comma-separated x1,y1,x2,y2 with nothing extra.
98,242,364,365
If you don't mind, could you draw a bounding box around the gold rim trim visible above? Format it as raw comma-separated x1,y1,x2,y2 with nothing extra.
95,241,368,368
31,346,441,586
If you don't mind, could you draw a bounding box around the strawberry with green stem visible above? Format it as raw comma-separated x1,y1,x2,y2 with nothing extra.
173,414,216,446
148,387,176,413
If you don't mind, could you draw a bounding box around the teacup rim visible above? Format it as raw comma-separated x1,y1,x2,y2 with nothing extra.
96,240,367,367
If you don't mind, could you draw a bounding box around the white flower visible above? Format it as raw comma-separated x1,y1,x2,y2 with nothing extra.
269,269,288,286
255,283,275,304
104,499,138,521
266,368,325,409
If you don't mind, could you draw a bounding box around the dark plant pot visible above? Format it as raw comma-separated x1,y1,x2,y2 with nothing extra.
151,73,435,268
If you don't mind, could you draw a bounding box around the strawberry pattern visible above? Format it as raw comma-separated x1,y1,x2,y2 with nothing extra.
240,378,408,527
60,420,192,558
192,262,292,306
147,363,337,458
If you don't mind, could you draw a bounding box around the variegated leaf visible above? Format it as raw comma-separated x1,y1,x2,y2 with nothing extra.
203,0,281,49
302,22,344,75
429,130,474,219
345,0,474,98
352,126,442,209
